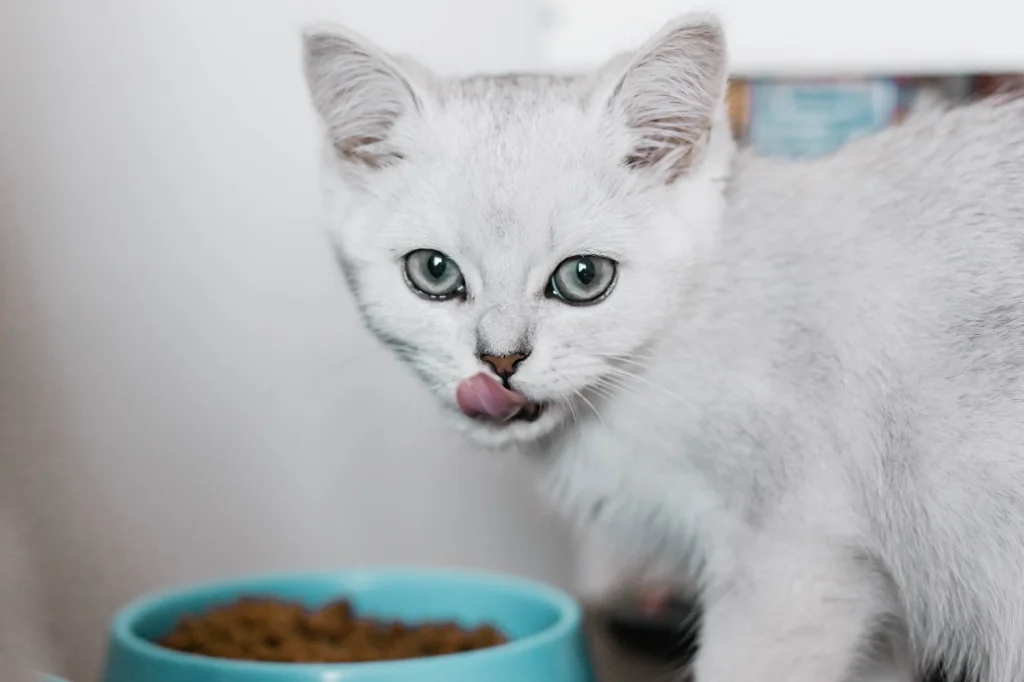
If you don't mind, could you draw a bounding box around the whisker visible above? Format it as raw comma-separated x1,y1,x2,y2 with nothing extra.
592,350,661,364
607,356,655,371
561,395,582,438
588,386,620,403
550,368,582,429
575,390,608,429
589,378,644,404
601,365,685,402
550,367,610,430
592,373,647,397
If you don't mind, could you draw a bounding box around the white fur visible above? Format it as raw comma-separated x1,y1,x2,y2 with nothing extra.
303,14,1024,682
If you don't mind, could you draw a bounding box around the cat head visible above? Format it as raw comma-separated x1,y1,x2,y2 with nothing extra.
302,15,733,448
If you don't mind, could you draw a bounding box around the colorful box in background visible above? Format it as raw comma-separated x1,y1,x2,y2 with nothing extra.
973,74,1024,99
748,79,900,158
727,74,1024,159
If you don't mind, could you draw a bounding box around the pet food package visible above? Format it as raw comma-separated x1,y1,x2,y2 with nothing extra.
727,79,911,158
725,74,1019,160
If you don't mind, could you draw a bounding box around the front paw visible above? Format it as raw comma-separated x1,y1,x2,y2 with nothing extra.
693,546,891,682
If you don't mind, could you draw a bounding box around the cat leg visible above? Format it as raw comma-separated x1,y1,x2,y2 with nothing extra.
693,540,887,682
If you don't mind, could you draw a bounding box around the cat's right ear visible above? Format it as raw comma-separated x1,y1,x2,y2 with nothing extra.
594,13,728,184
302,26,431,171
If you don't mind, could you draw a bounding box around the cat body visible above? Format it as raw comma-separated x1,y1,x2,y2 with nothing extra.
302,15,1024,682
546,103,1024,682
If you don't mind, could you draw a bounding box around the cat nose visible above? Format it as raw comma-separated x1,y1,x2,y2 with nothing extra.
479,352,529,379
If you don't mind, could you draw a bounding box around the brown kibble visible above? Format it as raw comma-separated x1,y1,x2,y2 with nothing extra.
157,597,509,663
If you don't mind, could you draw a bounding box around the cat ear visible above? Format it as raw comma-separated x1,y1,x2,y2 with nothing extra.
600,14,728,183
303,26,431,170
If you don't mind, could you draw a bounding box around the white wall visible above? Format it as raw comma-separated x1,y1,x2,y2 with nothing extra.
0,1,572,679
544,0,1024,76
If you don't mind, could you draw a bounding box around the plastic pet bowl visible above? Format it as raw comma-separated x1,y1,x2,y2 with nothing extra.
100,567,595,682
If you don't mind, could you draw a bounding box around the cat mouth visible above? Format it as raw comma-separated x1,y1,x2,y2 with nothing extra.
455,373,546,425
508,401,545,423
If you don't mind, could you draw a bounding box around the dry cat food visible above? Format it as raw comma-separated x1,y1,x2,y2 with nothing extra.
158,597,509,663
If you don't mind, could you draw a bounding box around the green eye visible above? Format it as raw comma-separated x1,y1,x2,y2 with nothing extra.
403,249,466,300
547,255,617,304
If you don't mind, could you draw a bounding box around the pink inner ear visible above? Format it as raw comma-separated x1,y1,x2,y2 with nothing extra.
456,373,528,422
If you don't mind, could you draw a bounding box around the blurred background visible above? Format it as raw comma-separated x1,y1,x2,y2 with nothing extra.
1,0,1022,680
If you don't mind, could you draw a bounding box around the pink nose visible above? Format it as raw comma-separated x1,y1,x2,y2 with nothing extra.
479,352,527,379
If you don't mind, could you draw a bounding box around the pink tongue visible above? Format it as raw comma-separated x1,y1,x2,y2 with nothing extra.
456,373,529,422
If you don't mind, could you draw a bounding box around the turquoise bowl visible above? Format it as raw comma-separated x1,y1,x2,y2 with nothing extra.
100,568,595,682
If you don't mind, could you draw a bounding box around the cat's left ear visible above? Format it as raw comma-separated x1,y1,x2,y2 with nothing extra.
597,14,728,184
303,25,433,171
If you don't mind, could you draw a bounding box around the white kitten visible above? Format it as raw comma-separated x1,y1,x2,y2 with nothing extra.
302,14,1024,682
